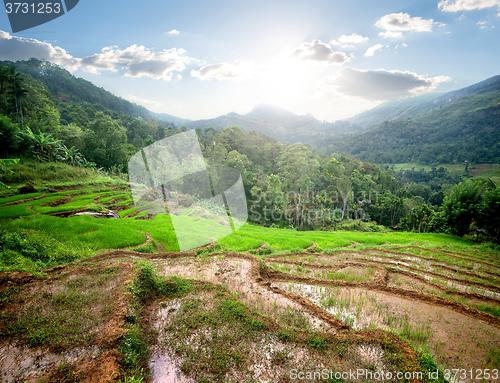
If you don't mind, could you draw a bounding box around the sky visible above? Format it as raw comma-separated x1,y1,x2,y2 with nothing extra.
0,0,499,121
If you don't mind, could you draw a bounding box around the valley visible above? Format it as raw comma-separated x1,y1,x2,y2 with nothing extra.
0,170,499,382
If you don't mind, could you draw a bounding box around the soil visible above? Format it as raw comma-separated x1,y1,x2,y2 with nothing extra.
279,282,500,372
42,196,72,207
0,242,498,383
0,194,46,207
0,262,133,383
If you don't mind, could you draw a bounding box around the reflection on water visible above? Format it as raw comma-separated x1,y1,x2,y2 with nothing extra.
149,350,193,383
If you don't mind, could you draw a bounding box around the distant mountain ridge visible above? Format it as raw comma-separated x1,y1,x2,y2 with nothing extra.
322,74,500,164
6,58,499,165
346,75,500,129
185,104,359,144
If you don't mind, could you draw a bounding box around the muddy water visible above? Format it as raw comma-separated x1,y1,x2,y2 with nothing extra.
147,256,340,382
148,255,499,382
148,298,193,383
415,273,500,299
0,343,101,383
152,256,334,332
148,288,390,382
278,282,500,382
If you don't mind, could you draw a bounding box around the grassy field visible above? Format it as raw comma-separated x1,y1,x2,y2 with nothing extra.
1,161,499,382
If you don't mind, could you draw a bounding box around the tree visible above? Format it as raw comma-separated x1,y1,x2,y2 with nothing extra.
276,143,318,191
0,115,19,156
83,112,127,169
335,176,352,220
20,126,65,162
0,158,19,189
477,186,500,243
9,71,28,127
0,66,14,108
58,123,84,149
442,180,486,237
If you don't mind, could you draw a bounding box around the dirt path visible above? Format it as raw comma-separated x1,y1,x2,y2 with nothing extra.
125,232,153,250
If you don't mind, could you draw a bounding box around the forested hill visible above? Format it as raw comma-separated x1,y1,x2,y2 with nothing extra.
2,58,499,239
321,75,500,164
0,58,157,121
346,75,500,129
0,60,182,170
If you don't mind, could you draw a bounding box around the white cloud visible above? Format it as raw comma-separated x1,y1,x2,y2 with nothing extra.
190,62,246,80
0,30,79,69
364,44,385,57
327,68,451,101
0,31,193,80
293,39,350,64
167,29,180,36
80,45,192,80
375,12,438,32
332,33,369,45
379,31,404,39
476,20,495,28
438,0,500,12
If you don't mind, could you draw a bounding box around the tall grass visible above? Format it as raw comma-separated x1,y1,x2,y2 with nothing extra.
0,160,126,188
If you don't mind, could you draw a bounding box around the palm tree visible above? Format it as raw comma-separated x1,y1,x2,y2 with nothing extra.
9,71,28,127
0,66,15,113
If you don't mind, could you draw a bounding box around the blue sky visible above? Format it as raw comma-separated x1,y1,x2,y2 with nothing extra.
0,0,499,121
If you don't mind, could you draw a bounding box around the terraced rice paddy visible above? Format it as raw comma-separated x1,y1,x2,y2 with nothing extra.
1,183,499,382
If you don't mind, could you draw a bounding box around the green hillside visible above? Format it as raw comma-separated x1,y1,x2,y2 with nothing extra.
1,107,499,383
0,60,181,170
346,75,500,129
2,167,498,381
322,76,500,164
1,58,152,120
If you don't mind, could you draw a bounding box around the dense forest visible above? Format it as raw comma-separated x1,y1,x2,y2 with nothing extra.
1,59,499,242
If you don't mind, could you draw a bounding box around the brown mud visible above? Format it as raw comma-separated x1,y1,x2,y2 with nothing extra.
0,245,498,382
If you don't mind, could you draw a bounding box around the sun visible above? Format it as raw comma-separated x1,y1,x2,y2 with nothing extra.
247,55,317,109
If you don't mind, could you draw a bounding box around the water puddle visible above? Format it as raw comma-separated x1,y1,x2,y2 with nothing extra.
418,274,500,298
149,350,193,383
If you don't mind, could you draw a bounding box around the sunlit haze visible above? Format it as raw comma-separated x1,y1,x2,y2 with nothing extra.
1,0,499,121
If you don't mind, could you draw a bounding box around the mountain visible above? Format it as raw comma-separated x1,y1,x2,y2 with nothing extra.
346,75,500,129
346,93,441,128
321,75,500,164
186,104,360,145
2,59,359,145
1,58,184,126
